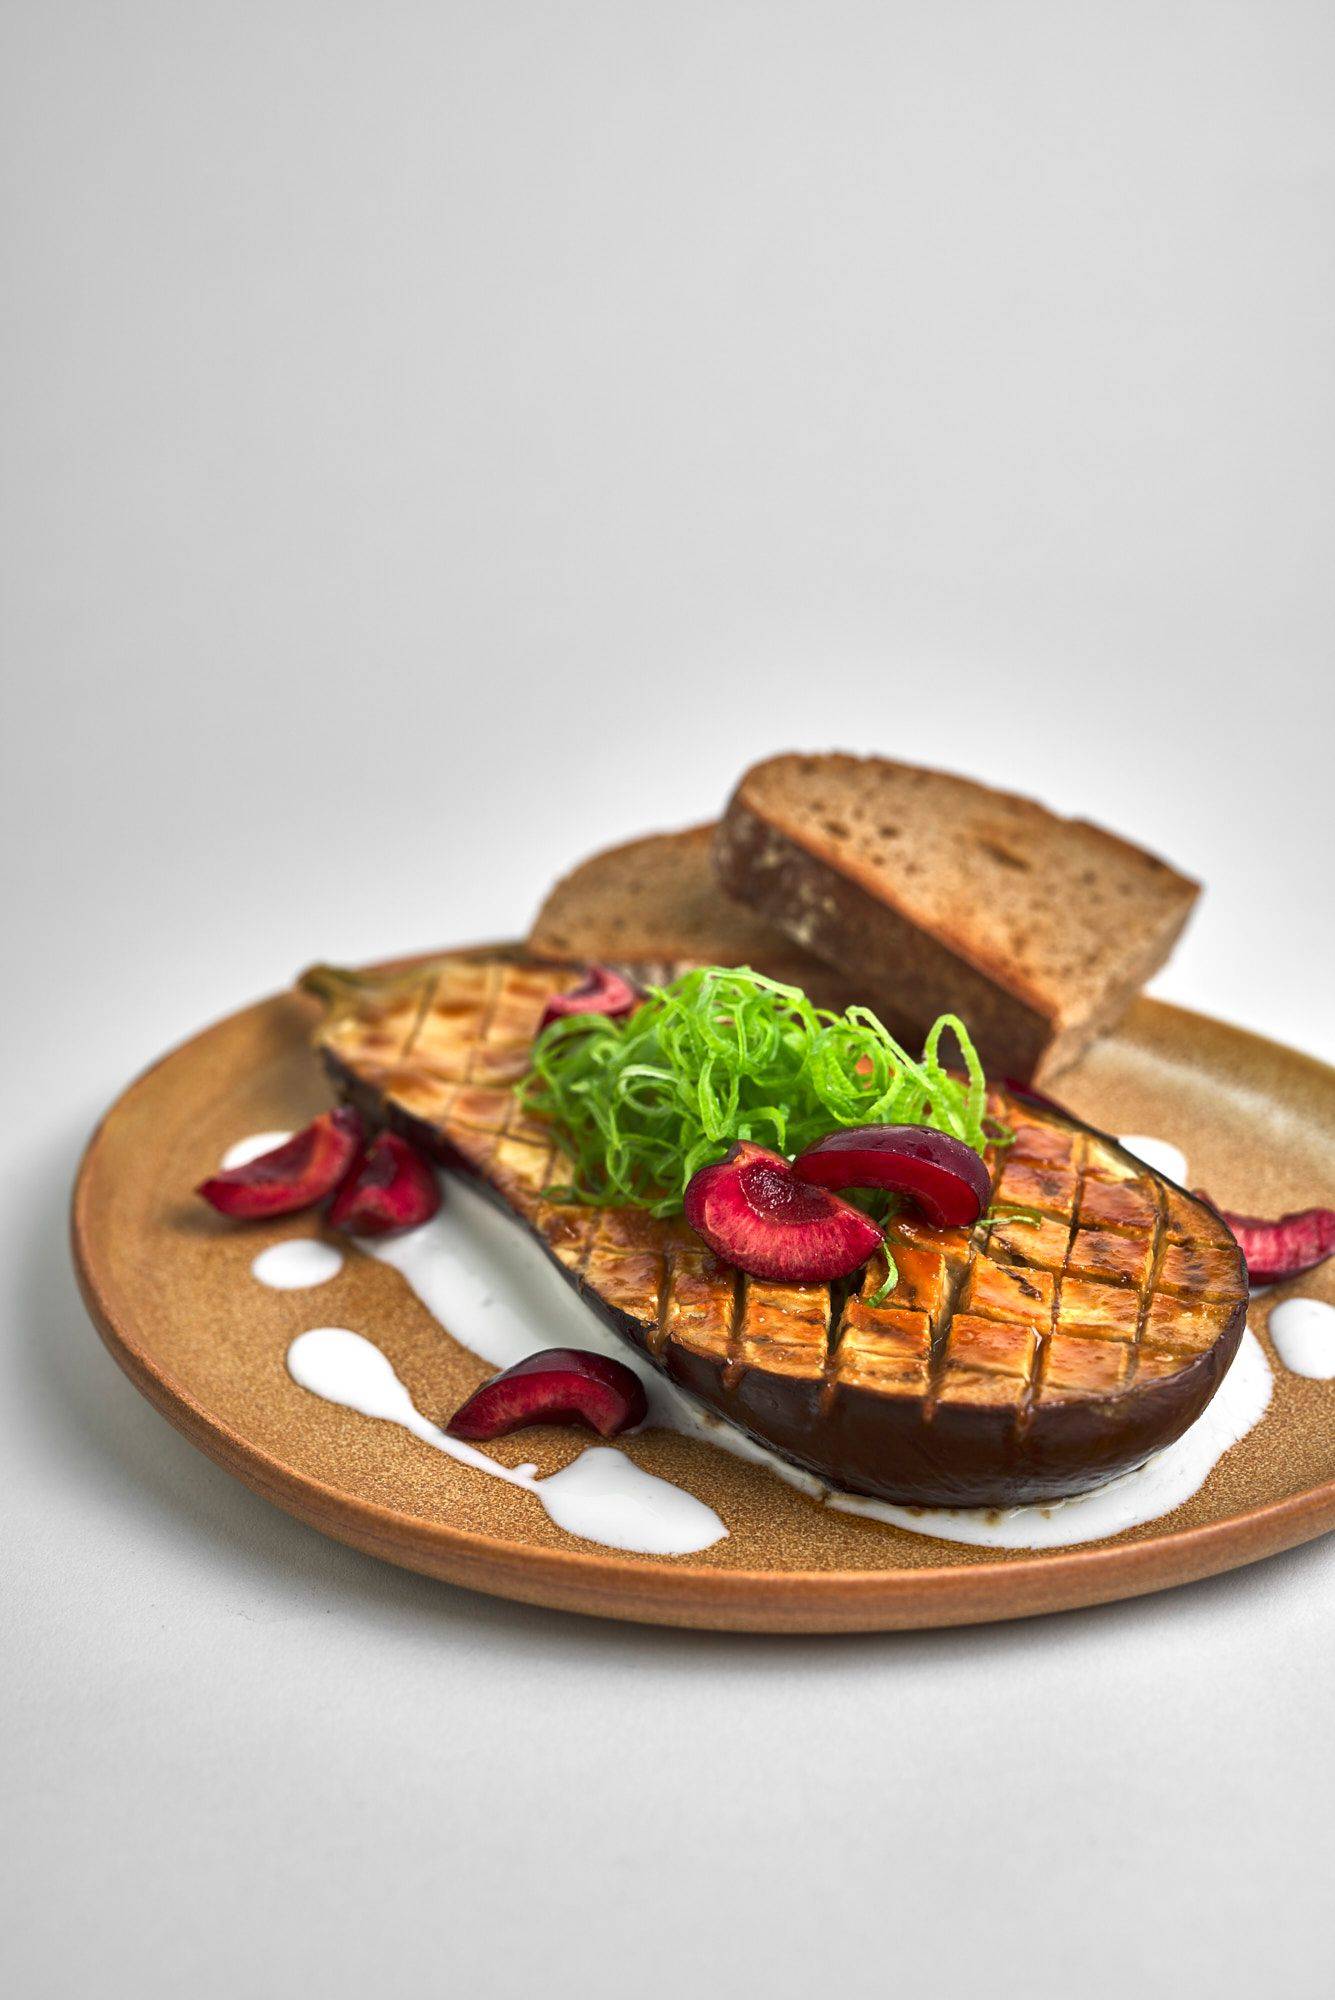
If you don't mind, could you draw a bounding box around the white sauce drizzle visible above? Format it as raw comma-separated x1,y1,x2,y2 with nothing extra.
828,1330,1272,1548
252,1239,344,1290
229,1121,1274,1557
1267,1298,1335,1380
366,1172,1270,1550
368,1173,826,1495
286,1328,725,1555
1118,1134,1189,1185
221,1130,293,1171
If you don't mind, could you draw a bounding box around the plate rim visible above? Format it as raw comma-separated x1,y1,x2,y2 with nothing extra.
69,960,1335,1633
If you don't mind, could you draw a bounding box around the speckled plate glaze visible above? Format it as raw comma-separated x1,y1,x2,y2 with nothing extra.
71,952,1335,1632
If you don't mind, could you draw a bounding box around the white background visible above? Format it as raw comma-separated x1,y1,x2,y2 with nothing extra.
3,5,1333,1996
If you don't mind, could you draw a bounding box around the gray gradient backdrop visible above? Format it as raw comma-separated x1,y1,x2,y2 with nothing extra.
3,6,1333,1998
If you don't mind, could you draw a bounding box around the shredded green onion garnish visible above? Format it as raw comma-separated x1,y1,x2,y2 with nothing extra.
987,1203,1046,1229
520,965,989,1218
865,1251,901,1309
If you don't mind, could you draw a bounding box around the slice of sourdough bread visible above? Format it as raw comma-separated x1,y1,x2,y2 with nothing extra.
528,824,864,1011
713,754,1199,1080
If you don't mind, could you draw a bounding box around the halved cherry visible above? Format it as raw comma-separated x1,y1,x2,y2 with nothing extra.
197,1108,363,1219
1198,1198,1334,1286
327,1132,440,1237
538,964,641,1034
792,1124,989,1228
445,1348,648,1440
684,1141,883,1282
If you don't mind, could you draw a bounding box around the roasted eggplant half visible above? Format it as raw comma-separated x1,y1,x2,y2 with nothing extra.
301,952,1248,1508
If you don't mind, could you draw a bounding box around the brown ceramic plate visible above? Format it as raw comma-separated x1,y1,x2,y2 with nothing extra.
71,952,1335,1632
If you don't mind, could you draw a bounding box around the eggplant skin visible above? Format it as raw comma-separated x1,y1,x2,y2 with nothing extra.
304,953,1249,1510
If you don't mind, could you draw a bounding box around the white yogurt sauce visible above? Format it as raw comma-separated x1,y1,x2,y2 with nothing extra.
221,1130,293,1170
235,1122,1273,1555
286,1327,725,1555
368,1173,826,1496
829,1330,1272,1548
365,1172,1270,1550
1267,1298,1335,1380
1118,1134,1188,1185
252,1239,344,1290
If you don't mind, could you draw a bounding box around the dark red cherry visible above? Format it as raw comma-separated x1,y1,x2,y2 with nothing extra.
1196,1197,1334,1286
792,1124,989,1228
445,1348,648,1439
197,1109,363,1220
327,1132,440,1237
683,1141,884,1283
538,964,641,1034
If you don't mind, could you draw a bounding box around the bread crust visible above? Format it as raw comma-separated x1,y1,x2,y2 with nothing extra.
715,754,1198,1080
528,822,872,1016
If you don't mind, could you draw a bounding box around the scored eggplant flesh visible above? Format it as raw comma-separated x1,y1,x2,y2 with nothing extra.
300,951,1249,1508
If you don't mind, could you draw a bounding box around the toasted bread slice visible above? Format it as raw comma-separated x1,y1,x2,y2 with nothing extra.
714,754,1199,1080
527,823,861,1009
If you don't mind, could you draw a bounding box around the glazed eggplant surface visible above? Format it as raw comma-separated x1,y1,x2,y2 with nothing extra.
304,952,1248,1508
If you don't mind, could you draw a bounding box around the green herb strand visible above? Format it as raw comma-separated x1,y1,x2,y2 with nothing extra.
520,965,990,1218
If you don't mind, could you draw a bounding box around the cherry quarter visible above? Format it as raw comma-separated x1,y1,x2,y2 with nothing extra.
792,1125,991,1227
537,963,641,1035
196,1108,362,1219
328,1132,440,1237
684,1142,884,1283
1205,1202,1335,1286
445,1348,648,1441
